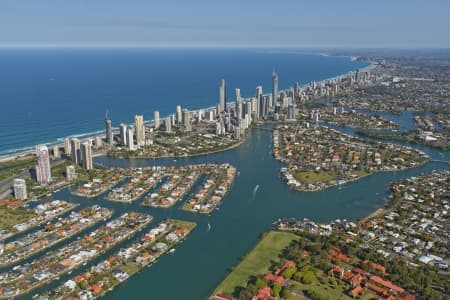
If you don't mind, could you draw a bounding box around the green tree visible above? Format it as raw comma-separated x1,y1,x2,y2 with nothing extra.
301,270,316,284
272,284,282,297
280,287,292,299
254,277,267,289
281,266,297,279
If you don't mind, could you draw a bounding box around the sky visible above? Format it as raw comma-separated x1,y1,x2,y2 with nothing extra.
1,0,450,48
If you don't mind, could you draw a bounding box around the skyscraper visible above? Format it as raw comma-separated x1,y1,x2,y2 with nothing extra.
36,145,52,184
219,79,226,113
256,86,263,119
182,109,191,131
105,118,113,145
126,126,135,150
66,165,77,181
71,138,81,165
272,70,278,107
53,145,60,159
154,111,160,129
164,118,172,133
235,88,242,119
176,105,182,125
119,123,127,146
64,138,71,156
259,96,267,119
135,115,145,146
294,82,300,99
287,104,296,120
13,179,27,200
81,141,93,170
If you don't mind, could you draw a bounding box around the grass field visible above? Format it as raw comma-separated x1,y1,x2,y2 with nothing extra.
294,170,370,185
0,206,36,231
213,231,299,296
294,171,336,184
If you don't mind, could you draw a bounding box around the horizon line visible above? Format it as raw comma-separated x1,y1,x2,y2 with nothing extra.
1,44,450,50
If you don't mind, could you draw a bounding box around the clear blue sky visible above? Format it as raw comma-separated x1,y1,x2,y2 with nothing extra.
1,0,449,48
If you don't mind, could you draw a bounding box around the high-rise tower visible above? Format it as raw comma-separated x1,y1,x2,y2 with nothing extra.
154,111,160,129
272,70,279,108
219,79,226,113
70,138,81,165
81,141,93,170
135,115,145,146
36,145,52,184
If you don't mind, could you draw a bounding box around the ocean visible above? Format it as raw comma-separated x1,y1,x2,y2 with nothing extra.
2,49,449,300
0,48,368,156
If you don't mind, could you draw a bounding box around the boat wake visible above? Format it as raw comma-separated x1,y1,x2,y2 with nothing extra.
251,184,259,200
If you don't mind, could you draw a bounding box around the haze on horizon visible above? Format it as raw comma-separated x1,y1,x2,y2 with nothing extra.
1,0,450,49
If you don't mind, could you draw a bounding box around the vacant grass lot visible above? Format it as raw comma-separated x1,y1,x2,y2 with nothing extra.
0,206,36,231
213,231,299,296
294,170,336,184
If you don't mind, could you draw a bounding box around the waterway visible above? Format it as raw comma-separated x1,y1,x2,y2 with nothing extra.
12,118,448,300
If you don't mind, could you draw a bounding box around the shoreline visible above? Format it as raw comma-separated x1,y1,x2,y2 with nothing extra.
0,53,367,162
105,137,246,160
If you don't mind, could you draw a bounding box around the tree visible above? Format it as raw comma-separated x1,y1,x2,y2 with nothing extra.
272,284,282,297
237,283,257,300
293,271,303,282
280,287,292,299
254,277,267,289
301,270,316,284
281,266,297,279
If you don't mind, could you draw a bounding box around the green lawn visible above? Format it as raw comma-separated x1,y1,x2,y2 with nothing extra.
295,170,370,185
213,231,299,296
122,263,140,275
0,206,36,231
294,171,336,184
289,270,377,300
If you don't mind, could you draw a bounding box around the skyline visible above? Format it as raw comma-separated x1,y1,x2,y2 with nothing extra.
1,0,450,48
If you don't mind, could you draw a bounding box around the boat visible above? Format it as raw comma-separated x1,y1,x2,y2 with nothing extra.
207,223,211,231
169,248,176,254
253,184,259,193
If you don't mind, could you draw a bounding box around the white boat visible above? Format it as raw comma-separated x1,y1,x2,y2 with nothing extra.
207,223,211,231
253,185,259,193
169,248,176,254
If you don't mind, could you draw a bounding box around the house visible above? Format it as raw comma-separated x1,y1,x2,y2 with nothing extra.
363,260,386,274
369,275,404,294
92,284,102,294
350,285,363,298
264,273,284,285
252,287,273,300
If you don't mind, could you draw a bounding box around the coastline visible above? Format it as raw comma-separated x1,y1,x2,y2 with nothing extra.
0,52,367,162
106,137,246,160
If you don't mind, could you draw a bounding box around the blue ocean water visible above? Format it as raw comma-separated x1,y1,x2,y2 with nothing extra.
0,48,368,156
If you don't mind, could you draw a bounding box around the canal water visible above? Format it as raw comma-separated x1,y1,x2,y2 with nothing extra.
15,121,449,300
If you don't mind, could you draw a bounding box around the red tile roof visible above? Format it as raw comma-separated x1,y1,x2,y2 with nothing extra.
370,275,404,293
351,286,363,297
264,273,284,285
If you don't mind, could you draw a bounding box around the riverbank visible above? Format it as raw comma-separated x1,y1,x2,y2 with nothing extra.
213,231,300,297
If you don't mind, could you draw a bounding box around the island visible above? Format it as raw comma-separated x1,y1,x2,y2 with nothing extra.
0,212,152,298
273,124,430,191
36,219,196,300
0,205,112,267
